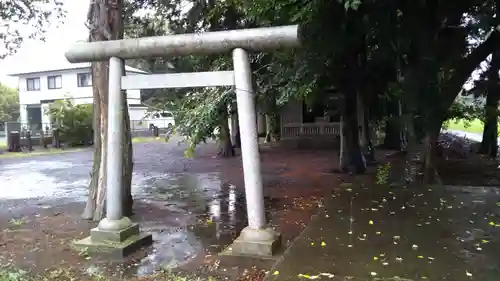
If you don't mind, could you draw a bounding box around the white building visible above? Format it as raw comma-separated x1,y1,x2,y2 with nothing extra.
8,62,149,128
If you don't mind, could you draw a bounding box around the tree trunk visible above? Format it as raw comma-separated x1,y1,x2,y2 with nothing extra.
232,108,241,148
264,95,279,143
257,113,267,138
383,116,402,150
357,91,365,147
219,116,235,157
487,119,498,158
364,108,376,163
480,51,499,158
83,0,133,221
339,116,349,171
480,100,499,158
480,119,493,154
398,113,420,185
337,36,366,174
342,90,366,174
264,113,277,143
121,70,134,216
83,61,109,221
218,102,235,157
82,62,107,220
421,129,441,185
235,126,241,148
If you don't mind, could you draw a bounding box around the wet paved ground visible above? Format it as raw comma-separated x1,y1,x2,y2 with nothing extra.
6,137,496,281
0,136,218,205
0,138,339,279
266,183,500,281
0,137,235,275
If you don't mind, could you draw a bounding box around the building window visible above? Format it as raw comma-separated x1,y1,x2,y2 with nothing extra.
77,73,92,87
47,75,62,89
26,77,40,91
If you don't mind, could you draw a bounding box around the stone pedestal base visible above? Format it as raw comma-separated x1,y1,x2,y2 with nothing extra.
223,226,281,257
72,220,152,258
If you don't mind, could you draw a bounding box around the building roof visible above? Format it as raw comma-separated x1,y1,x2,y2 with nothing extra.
8,61,148,76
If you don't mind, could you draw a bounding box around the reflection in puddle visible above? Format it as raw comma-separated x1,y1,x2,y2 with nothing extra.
1,159,255,277
210,199,221,220
126,174,248,276
210,199,221,239
229,185,237,225
135,224,203,276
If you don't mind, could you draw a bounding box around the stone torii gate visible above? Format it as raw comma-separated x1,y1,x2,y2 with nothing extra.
68,25,300,257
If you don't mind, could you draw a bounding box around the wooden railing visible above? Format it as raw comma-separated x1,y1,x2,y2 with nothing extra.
282,122,341,139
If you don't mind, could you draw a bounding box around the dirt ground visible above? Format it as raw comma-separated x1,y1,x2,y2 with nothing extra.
0,143,360,281
1,141,496,281
438,155,500,186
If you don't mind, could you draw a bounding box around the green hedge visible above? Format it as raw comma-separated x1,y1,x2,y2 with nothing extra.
47,100,93,146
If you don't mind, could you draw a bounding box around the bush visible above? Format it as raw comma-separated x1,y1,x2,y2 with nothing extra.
47,100,93,147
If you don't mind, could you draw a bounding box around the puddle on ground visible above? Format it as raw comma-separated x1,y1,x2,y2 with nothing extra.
0,160,89,200
76,174,259,278
120,173,249,277
0,157,282,278
134,224,204,276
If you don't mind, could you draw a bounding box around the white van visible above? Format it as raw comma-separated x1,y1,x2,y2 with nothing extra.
143,111,175,130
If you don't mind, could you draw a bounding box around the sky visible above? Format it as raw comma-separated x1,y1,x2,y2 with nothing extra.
0,0,90,87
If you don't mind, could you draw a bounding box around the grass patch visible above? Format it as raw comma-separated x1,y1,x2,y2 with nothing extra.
445,118,484,134
132,136,163,143
444,118,500,136
0,148,85,159
0,266,216,281
8,218,25,227
0,267,30,281
0,137,162,159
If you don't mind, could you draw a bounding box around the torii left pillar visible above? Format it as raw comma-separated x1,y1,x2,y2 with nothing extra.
72,57,152,257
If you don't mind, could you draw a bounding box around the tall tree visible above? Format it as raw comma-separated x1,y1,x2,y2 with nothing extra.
0,84,19,123
82,0,133,221
241,0,498,182
118,0,499,183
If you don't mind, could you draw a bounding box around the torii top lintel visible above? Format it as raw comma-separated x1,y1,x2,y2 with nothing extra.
65,25,300,63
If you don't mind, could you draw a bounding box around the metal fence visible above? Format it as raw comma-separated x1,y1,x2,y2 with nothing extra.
3,119,175,145
129,119,174,137
4,122,54,138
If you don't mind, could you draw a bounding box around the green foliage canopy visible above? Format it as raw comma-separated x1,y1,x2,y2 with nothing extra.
122,0,500,153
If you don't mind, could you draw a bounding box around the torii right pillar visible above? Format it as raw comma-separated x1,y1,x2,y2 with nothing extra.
228,48,281,256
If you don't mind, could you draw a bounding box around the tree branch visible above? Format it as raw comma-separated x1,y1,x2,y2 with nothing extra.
441,30,498,111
